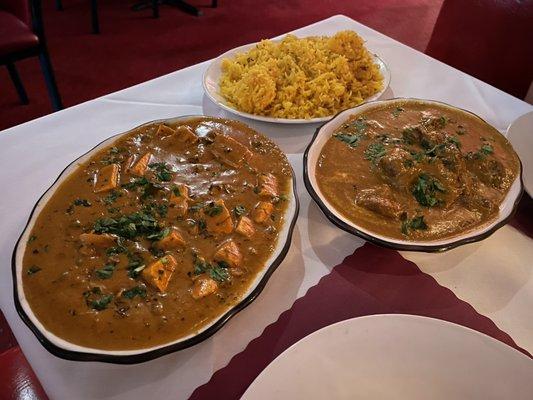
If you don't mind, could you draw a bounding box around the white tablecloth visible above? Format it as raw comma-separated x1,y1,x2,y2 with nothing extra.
0,15,531,400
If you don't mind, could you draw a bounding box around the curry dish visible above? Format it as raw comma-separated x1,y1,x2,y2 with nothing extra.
316,101,520,240
22,117,292,350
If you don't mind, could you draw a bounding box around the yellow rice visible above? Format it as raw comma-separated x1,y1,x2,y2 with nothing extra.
219,31,383,119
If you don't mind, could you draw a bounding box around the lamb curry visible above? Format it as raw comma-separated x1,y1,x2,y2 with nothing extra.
22,117,292,350
316,101,520,240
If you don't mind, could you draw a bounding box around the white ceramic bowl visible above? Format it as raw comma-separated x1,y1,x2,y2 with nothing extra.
304,99,524,252
12,116,299,363
507,110,533,197
203,40,390,124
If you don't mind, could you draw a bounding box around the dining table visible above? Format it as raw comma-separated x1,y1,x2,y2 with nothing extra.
0,14,532,400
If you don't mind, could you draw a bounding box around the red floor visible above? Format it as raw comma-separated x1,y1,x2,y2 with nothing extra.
0,0,443,131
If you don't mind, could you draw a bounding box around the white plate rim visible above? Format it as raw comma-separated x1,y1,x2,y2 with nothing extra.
242,314,532,399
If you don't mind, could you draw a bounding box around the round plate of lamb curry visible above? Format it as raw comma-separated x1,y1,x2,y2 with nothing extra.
13,116,298,363
304,98,522,252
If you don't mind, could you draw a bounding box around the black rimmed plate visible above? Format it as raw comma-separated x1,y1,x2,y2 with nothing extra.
12,116,299,364
303,98,523,252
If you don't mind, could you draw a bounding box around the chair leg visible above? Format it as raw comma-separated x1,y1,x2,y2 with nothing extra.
55,0,63,11
152,0,159,18
38,49,63,111
212,0,217,7
6,63,29,105
91,0,100,34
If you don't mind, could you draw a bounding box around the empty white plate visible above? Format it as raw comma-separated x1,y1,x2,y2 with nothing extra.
241,314,533,399
507,110,533,197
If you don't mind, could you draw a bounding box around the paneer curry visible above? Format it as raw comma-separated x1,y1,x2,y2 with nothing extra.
22,117,292,350
316,101,520,240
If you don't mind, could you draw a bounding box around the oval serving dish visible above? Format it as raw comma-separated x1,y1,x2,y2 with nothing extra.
203,40,390,125
12,116,299,363
304,98,523,252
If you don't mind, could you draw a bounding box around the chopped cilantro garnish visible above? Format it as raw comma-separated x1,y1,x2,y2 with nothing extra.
94,211,165,240
412,174,446,207
171,185,182,196
193,258,229,282
122,286,147,299
103,190,121,205
91,295,113,311
364,142,387,164
127,253,145,278
447,136,461,148
333,132,362,148
209,264,230,282
149,162,173,182
27,235,37,244
73,198,91,207
95,264,116,279
401,215,428,235
27,265,41,275
233,205,246,216
84,288,113,311
392,107,404,117
480,143,493,155
205,202,223,217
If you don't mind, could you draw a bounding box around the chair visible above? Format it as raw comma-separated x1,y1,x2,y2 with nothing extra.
132,0,218,19
0,0,63,111
426,0,533,99
54,0,99,34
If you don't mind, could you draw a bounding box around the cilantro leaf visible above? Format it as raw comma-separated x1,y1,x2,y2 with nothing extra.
122,286,147,299
412,174,446,207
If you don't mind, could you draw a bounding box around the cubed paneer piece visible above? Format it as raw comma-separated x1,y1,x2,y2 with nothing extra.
94,164,119,193
156,229,185,250
258,173,278,198
204,199,233,234
129,152,152,176
191,274,218,299
175,125,199,144
252,201,274,224
169,184,190,217
214,240,242,268
79,233,117,248
142,255,177,292
156,124,176,137
209,133,253,168
235,216,255,238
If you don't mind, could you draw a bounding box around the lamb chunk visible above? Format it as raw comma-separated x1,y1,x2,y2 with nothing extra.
355,186,402,219
378,147,411,179
467,157,507,190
